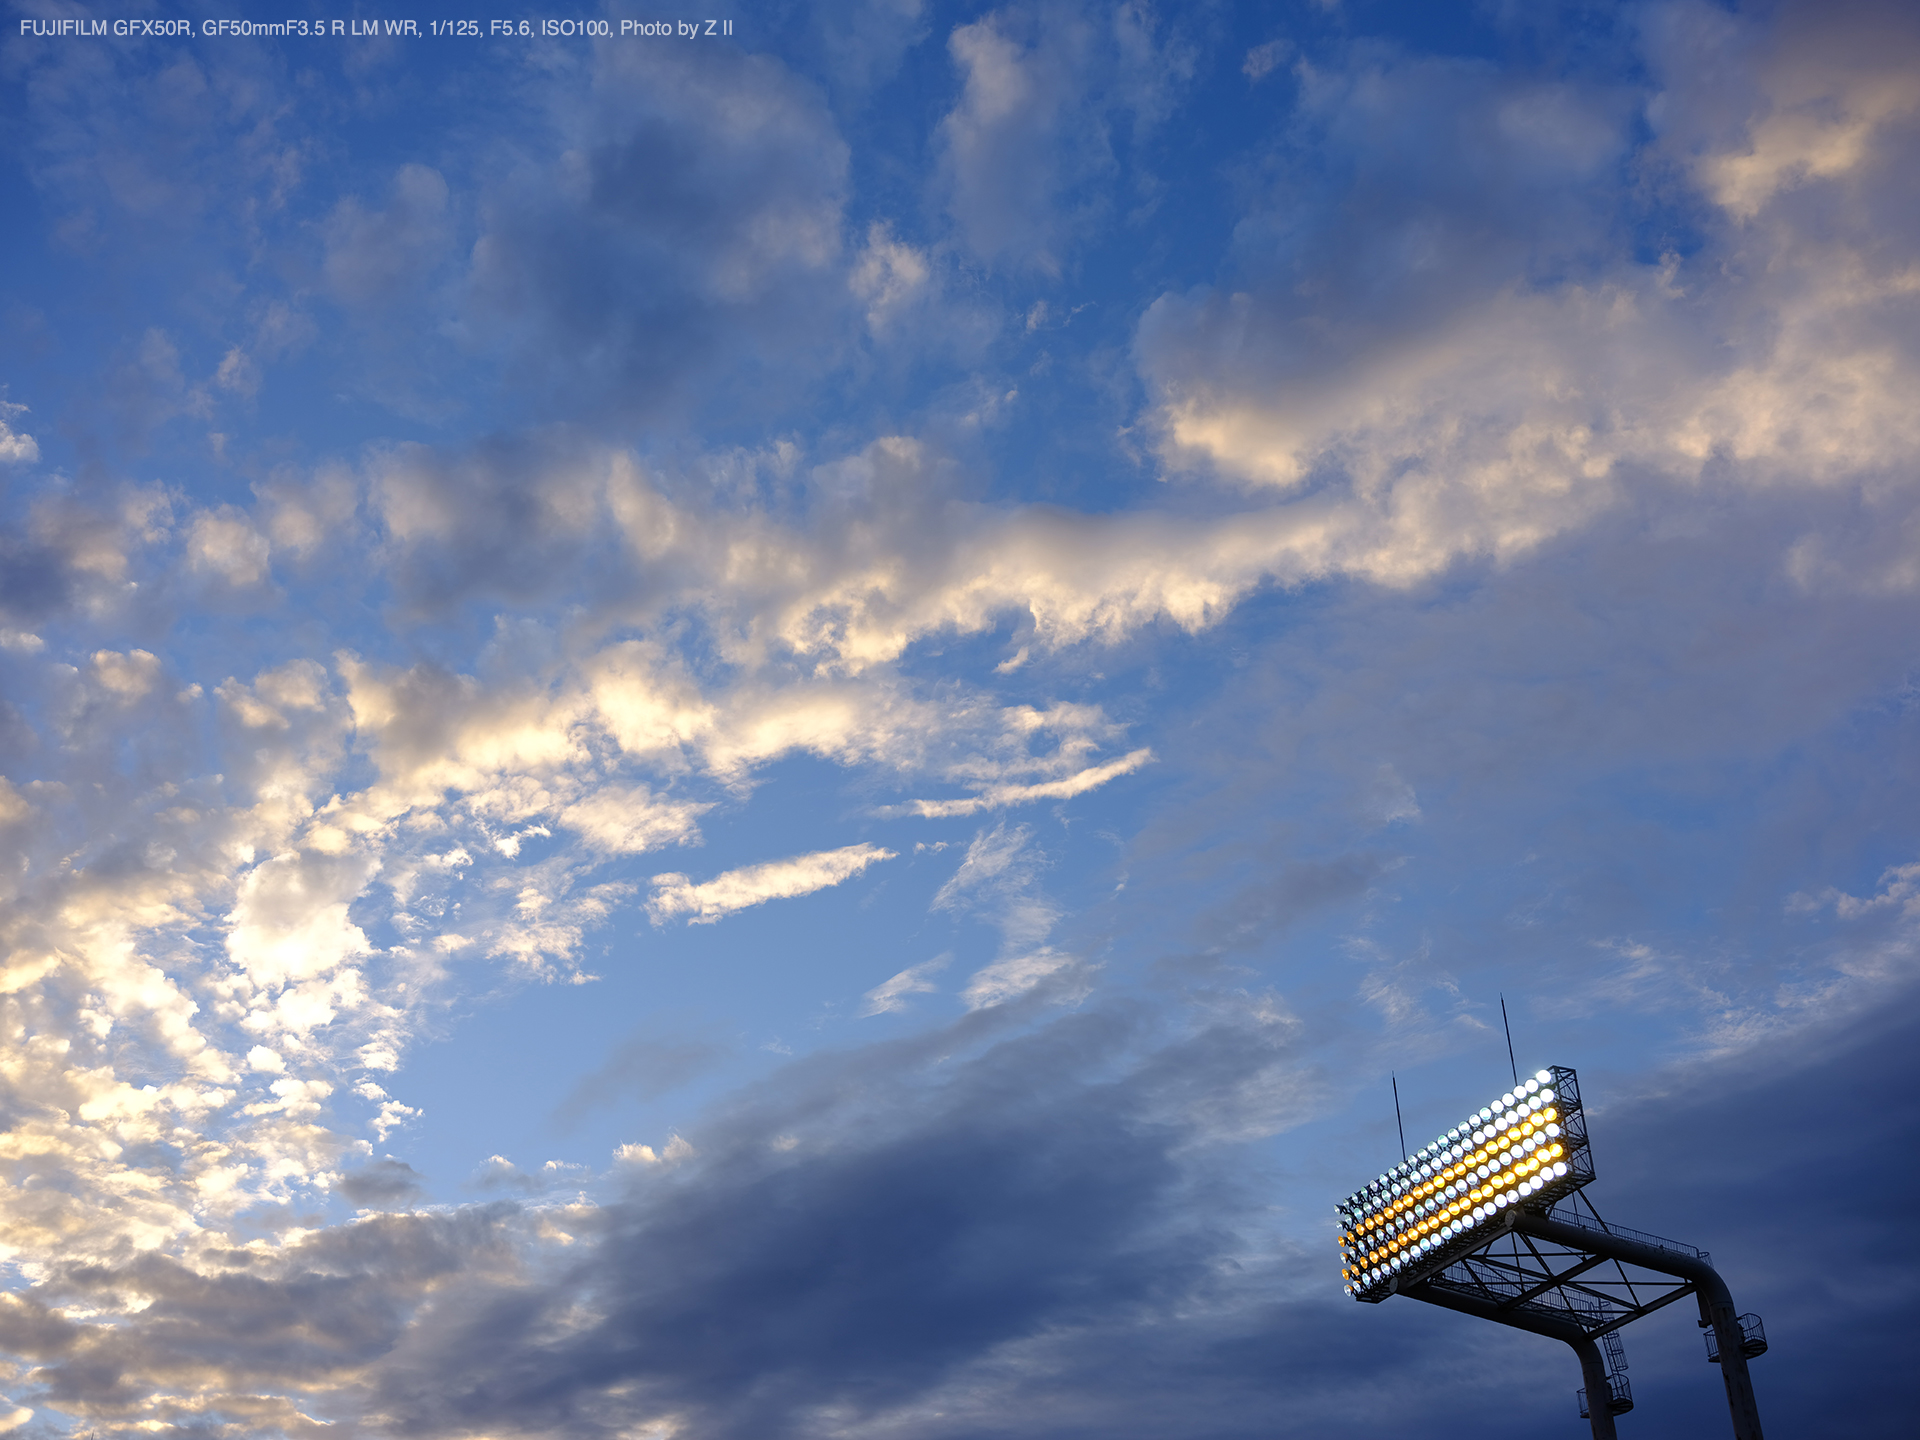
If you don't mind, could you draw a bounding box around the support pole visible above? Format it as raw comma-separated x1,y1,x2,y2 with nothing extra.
1404,1279,1617,1440
1510,1212,1763,1440
1572,1337,1621,1440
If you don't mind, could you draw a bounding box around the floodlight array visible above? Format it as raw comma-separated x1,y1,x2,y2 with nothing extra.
1337,1065,1592,1302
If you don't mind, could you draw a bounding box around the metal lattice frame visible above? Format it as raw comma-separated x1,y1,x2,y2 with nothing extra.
1401,1196,1765,1440
1415,1192,1703,1341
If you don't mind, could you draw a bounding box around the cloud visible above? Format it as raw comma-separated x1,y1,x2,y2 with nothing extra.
1243,39,1292,83
935,822,1028,899
557,785,710,856
185,506,272,589
647,843,898,926
348,427,1494,693
938,7,1102,272
465,39,851,420
958,946,1081,1009
849,222,933,337
357,1002,1239,1438
225,850,378,992
337,1158,426,1208
0,5,1914,1435
3,1206,537,1430
326,983,1920,1439
0,400,39,465
613,1133,695,1167
934,1,1193,272
1185,853,1401,960
932,824,1087,1008
323,163,452,308
1660,0,1920,221
859,954,949,1016
554,1030,731,1127
1793,861,1920,922
800,0,930,93
1134,7,1920,595
0,529,68,624
895,746,1154,816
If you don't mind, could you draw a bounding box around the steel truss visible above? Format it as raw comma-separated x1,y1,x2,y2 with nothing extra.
1420,1192,1702,1341
1400,1194,1764,1440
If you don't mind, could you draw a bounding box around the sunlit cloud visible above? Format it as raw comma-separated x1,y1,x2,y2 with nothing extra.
0,1,1915,1433
646,843,898,925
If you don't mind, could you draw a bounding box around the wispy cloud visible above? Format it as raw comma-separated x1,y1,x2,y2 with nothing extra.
933,824,1082,1008
888,747,1155,817
860,953,950,1016
647,843,898,925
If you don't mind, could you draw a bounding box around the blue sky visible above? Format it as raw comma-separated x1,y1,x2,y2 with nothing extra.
1,0,1917,1435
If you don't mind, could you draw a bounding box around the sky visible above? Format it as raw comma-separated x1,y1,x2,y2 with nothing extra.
0,0,1917,1435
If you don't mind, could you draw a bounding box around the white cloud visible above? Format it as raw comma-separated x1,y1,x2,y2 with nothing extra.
187,506,272,588
214,343,260,397
934,824,1045,913
647,843,897,926
897,747,1154,817
0,778,30,830
614,1133,694,1165
1136,22,1920,595
87,647,161,700
960,946,1079,1009
933,824,1084,1009
929,829,1067,998
860,954,949,1016
850,222,932,336
0,398,39,465
1674,5,1920,220
558,785,709,855
226,850,378,990
1791,861,1920,921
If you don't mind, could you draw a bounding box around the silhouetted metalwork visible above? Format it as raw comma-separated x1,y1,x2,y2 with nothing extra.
1410,1191,1701,1340
1402,1183,1766,1439
1705,1313,1767,1364
1342,1064,1766,1440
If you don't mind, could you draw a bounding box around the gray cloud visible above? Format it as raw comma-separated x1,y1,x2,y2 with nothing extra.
801,0,932,95
324,164,453,309
466,41,852,423
338,1159,428,1208
364,996,1234,1437
0,532,69,625
10,1207,523,1427
1542,991,1920,1435
934,0,1194,274
0,951,1909,1436
552,1029,730,1130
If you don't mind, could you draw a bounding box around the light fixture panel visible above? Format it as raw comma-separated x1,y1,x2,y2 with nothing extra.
1335,1065,1593,1303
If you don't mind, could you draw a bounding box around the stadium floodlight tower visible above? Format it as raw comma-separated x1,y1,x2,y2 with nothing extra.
1336,1066,1766,1440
